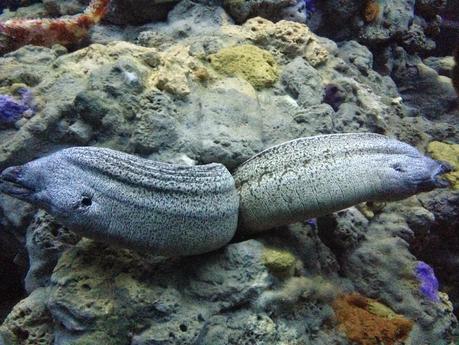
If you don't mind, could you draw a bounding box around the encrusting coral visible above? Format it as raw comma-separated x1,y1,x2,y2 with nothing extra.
415,261,440,302
332,293,413,345
0,0,110,54
209,44,279,90
262,247,297,278
0,85,34,125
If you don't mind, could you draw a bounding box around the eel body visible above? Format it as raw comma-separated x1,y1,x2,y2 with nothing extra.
234,133,450,233
0,133,451,254
0,147,239,256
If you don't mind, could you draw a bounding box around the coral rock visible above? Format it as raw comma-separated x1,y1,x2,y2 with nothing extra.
222,0,292,24
415,261,440,302
209,44,279,90
0,288,53,345
25,210,80,293
262,247,296,278
427,141,459,189
415,0,447,20
0,86,34,126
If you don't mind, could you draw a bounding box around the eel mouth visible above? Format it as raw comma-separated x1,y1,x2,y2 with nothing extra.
430,161,453,188
0,166,34,198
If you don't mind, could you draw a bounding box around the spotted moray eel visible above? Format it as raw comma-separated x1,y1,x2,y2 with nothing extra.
0,133,451,255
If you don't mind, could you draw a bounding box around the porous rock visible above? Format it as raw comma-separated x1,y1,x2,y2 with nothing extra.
24,210,80,294
427,141,459,189
222,0,292,24
0,288,53,345
209,44,279,89
0,2,458,343
340,207,457,343
45,239,270,345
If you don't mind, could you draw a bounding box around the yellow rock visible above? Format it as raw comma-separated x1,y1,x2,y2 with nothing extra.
427,141,459,189
209,44,279,89
262,247,296,278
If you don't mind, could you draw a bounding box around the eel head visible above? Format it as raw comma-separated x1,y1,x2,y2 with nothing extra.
0,152,96,226
375,153,452,201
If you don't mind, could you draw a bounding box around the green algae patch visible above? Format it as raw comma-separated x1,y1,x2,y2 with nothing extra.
209,44,279,89
367,300,399,320
262,247,296,278
427,141,459,189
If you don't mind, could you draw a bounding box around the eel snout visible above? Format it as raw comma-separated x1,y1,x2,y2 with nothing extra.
429,160,453,188
411,157,454,193
0,165,35,198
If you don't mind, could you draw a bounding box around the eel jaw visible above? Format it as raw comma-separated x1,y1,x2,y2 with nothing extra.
0,166,35,199
430,161,453,189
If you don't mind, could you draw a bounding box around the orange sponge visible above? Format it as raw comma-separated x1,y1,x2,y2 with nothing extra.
332,293,413,345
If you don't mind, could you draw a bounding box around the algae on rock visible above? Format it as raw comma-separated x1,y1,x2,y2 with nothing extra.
262,247,297,278
427,141,459,189
0,288,53,345
209,44,279,89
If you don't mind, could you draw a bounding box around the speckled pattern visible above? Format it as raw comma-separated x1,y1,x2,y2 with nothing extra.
0,147,239,256
0,135,450,253
234,133,450,233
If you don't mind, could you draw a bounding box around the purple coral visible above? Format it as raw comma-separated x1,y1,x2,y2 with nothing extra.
415,261,439,302
0,87,34,125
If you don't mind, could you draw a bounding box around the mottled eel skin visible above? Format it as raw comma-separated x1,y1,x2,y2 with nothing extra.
234,133,451,233
0,147,239,256
0,133,451,255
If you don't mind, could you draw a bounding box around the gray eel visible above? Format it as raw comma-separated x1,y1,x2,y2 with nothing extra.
0,147,239,256
234,133,451,233
0,133,451,255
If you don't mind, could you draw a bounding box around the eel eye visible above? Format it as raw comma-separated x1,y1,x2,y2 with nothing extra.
81,196,92,207
391,163,405,173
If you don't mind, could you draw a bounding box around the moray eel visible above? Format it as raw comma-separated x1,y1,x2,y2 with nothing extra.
0,133,451,254
0,147,239,256
234,133,451,233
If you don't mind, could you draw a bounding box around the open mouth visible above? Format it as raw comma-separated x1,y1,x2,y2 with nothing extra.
431,161,453,188
0,166,34,198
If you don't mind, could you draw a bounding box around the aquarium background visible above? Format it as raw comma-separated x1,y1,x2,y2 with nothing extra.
0,0,458,344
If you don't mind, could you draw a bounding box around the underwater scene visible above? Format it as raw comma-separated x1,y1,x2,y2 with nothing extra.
0,0,458,344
